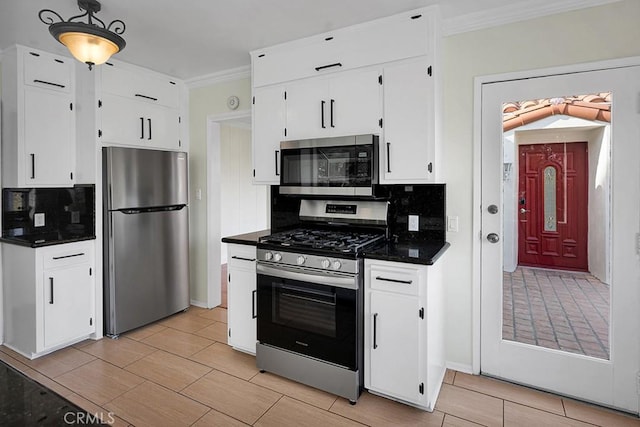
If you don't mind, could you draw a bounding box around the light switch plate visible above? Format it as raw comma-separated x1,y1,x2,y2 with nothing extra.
34,213,45,227
447,216,459,232
408,215,419,231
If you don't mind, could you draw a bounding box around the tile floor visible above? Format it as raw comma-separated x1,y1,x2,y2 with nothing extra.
503,266,610,359
1,306,638,426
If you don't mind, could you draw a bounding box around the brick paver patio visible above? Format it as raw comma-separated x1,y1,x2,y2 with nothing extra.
502,266,610,359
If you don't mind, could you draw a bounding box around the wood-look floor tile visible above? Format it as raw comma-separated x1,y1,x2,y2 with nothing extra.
125,350,211,391
443,369,456,384
192,321,228,342
197,307,228,323
443,414,485,426
55,359,145,405
435,384,503,427
159,312,216,333
181,370,281,425
250,371,337,410
189,342,259,380
30,347,96,378
124,323,167,341
453,372,564,415
563,398,640,427
330,391,444,427
192,409,250,427
504,401,592,426
257,396,363,427
79,337,156,368
106,381,209,427
65,393,130,427
140,328,213,357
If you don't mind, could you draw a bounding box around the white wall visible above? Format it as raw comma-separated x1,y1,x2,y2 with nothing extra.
442,0,640,368
219,124,269,264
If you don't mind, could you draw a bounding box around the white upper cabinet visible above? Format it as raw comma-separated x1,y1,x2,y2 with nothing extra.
1,46,76,187
252,85,287,184
286,68,381,140
250,6,441,185
98,61,185,151
381,57,436,183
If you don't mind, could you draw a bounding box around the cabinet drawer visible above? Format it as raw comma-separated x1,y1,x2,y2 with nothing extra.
23,50,72,93
369,264,420,296
227,244,257,268
101,64,179,108
42,245,92,270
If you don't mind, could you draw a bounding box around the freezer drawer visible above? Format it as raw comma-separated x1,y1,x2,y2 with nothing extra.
104,206,189,335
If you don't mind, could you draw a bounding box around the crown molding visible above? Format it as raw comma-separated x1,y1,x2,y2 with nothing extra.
186,65,251,89
443,0,622,36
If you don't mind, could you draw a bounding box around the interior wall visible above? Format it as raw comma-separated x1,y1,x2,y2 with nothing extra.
188,78,251,305
443,0,640,368
219,124,269,264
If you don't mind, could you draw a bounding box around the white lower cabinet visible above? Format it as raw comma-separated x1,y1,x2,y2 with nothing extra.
226,244,257,354
364,258,444,411
2,241,95,359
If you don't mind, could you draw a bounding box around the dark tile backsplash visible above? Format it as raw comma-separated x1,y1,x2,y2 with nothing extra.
270,184,446,242
2,185,95,240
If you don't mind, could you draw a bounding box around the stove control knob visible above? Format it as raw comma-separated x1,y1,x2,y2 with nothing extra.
297,256,306,265
273,253,282,262
321,259,331,269
264,252,273,261
332,260,342,270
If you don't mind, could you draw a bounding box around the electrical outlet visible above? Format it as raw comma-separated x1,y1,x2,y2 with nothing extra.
408,215,419,231
71,211,80,224
34,213,45,227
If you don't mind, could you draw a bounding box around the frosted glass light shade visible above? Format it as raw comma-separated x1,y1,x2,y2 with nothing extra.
59,32,119,66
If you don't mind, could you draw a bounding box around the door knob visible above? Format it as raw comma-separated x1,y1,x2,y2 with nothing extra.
487,233,500,243
520,208,530,214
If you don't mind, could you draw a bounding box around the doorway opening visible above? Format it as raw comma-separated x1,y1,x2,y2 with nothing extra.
501,93,611,359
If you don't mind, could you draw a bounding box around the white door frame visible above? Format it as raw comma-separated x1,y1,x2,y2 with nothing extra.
472,56,640,374
205,109,251,308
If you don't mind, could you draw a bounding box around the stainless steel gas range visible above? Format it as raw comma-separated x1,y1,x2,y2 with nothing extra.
255,199,388,404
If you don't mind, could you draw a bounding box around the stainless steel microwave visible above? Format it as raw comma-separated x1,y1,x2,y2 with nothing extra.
279,134,379,196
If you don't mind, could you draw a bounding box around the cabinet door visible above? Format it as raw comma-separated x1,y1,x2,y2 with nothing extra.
253,85,286,184
329,69,381,136
285,78,328,140
23,87,74,186
381,58,434,183
368,290,422,404
227,263,257,354
101,94,180,149
43,264,93,349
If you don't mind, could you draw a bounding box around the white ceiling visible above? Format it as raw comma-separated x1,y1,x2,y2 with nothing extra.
0,0,619,81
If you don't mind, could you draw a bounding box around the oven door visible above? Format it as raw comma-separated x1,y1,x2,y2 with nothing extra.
256,263,360,370
279,135,377,196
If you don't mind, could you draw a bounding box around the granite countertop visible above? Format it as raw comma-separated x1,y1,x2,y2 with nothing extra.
221,229,271,246
0,234,96,248
363,240,450,265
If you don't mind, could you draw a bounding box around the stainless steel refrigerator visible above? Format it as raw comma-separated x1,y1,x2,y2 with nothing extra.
103,147,189,336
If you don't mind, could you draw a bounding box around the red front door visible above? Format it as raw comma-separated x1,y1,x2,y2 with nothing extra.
518,142,588,271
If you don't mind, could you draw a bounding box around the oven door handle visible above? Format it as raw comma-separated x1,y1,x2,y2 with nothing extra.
256,263,358,290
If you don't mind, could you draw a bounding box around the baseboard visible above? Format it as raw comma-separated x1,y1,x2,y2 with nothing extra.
189,299,208,308
445,361,474,375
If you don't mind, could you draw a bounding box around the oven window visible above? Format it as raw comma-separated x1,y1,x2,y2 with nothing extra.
281,145,373,187
275,284,336,338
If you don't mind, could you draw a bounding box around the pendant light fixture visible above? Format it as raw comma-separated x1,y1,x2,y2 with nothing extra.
39,0,126,70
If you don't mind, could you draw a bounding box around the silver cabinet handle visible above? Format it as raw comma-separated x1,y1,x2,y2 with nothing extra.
487,233,500,243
